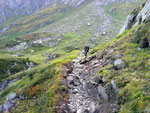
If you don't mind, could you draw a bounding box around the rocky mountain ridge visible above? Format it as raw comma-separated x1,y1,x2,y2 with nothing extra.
0,0,87,23
119,0,150,34
0,0,141,23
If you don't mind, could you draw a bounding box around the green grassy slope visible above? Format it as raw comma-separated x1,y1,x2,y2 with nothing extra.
1,21,149,113
92,23,150,113
0,5,71,43
0,0,149,113
102,0,144,21
0,50,79,113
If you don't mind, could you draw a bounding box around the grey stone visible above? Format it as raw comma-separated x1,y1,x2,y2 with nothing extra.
98,86,108,101
96,51,106,60
8,78,18,87
77,109,82,113
92,60,99,65
6,93,17,101
2,93,18,112
108,49,114,55
89,102,100,113
114,54,122,59
72,59,79,63
137,48,142,51
0,80,8,92
87,23,91,26
114,59,126,70
7,70,11,75
31,50,34,53
111,80,118,95
92,76,104,85
45,53,57,62
3,101,13,112
0,105,3,112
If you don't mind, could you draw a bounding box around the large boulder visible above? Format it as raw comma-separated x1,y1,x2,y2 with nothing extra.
114,59,126,70
98,86,108,102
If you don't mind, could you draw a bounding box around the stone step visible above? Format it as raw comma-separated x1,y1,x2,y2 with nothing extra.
74,69,85,73
74,64,84,69
72,59,79,63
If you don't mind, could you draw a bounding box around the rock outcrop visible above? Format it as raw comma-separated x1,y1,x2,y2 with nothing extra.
0,93,19,113
7,36,62,52
0,78,19,92
119,0,149,34
114,59,126,70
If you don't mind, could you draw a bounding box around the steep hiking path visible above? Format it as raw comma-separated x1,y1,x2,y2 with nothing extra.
62,51,120,113
67,54,98,113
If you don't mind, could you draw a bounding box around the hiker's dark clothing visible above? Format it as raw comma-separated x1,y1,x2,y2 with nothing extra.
84,46,89,57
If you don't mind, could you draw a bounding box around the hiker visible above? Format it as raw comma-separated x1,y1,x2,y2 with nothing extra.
84,45,89,58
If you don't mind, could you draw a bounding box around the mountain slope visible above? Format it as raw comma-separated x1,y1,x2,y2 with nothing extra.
0,0,87,23
0,0,143,50
0,0,149,113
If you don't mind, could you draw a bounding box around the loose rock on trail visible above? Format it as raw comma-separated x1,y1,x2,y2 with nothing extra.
61,51,120,113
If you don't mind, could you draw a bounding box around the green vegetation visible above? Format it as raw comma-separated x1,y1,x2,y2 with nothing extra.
0,50,78,113
96,23,150,113
0,5,71,43
0,0,149,113
102,0,144,21
0,57,34,83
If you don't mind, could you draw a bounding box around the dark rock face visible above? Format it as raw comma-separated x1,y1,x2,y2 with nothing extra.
140,37,149,48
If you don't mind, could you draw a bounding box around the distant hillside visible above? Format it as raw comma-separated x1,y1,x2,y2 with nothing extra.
0,0,143,51
0,0,143,23
0,0,87,23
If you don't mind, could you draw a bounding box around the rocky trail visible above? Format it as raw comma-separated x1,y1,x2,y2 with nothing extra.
67,55,98,113
60,51,121,113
